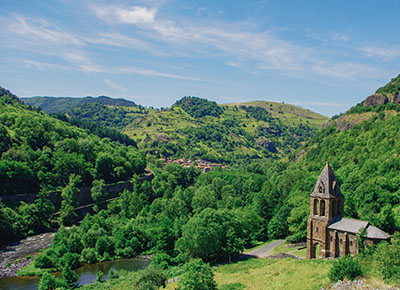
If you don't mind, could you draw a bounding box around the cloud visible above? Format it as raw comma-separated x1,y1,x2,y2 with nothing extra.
104,79,126,91
92,4,378,80
62,51,103,73
117,66,209,82
290,101,345,108
360,46,400,60
21,59,72,71
311,61,379,79
241,0,269,8
6,16,83,47
93,5,156,25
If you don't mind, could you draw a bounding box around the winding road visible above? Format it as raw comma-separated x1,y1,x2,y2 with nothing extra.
244,239,285,258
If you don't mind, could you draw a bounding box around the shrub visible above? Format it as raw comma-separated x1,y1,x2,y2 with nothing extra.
62,266,79,288
38,272,67,290
35,254,55,269
134,267,167,290
329,255,363,282
81,247,98,264
177,259,217,290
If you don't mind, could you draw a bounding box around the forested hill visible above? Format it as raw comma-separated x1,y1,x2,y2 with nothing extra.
0,86,145,197
22,95,137,114
262,74,400,243
45,96,329,163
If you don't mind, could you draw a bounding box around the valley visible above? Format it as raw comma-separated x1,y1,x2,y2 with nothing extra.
1,74,400,289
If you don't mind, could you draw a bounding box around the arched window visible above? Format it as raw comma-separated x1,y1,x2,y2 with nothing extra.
320,200,326,216
319,183,324,193
314,199,319,215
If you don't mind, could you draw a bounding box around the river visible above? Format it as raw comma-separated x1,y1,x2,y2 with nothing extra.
0,257,151,290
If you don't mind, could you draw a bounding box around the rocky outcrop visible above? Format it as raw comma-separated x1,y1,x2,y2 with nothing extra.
256,138,277,153
364,94,388,107
393,92,400,104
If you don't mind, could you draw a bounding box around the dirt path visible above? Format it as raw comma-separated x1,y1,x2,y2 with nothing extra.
244,240,285,258
0,231,55,278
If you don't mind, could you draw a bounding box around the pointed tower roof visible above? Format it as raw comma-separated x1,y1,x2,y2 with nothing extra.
310,163,344,198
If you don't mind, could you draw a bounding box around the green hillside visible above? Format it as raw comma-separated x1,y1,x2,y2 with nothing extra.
260,76,400,243
22,95,137,114
225,100,329,129
0,86,145,243
63,97,327,162
23,95,328,162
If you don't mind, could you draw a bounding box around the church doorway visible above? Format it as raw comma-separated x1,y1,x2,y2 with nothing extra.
310,242,321,259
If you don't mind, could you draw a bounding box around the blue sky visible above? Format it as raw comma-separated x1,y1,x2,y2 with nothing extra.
1,0,400,116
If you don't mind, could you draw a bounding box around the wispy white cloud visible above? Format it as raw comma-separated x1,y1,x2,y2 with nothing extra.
93,5,156,25
62,51,103,73
290,101,346,108
241,0,269,8
5,16,83,47
117,66,209,82
104,79,126,91
311,61,379,79
21,59,72,71
92,4,377,80
360,46,400,60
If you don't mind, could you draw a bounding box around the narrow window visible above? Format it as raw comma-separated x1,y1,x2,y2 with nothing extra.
316,227,319,233
321,200,326,216
314,199,319,215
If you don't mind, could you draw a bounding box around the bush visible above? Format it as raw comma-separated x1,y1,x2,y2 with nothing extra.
81,247,98,264
178,259,217,290
62,266,79,288
35,254,55,269
38,272,67,290
134,267,167,290
329,255,363,282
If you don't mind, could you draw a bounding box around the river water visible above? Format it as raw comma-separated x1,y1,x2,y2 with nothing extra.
0,257,151,290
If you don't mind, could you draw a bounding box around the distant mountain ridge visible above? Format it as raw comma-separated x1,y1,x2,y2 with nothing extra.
22,95,137,114
22,94,329,162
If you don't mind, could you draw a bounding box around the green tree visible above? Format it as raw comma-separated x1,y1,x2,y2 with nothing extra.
91,179,107,212
177,208,244,262
62,266,79,289
38,272,66,290
134,267,167,290
58,175,81,226
178,259,217,290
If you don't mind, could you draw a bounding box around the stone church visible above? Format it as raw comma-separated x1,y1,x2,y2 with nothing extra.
307,164,390,259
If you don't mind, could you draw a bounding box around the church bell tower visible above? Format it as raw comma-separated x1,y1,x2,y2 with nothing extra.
307,163,344,259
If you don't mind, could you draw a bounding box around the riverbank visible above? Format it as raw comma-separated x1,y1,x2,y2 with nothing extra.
0,231,55,278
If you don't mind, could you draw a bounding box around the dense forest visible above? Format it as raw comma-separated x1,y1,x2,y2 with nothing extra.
22,95,137,114
0,87,145,244
25,95,329,163
2,74,400,289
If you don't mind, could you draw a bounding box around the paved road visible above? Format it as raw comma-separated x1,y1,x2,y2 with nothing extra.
244,239,285,258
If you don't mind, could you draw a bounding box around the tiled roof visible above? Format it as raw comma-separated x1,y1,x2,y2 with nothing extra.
328,218,390,240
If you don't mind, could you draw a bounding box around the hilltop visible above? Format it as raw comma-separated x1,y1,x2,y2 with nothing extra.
22,95,137,114
225,100,329,129
27,96,329,163
326,74,400,131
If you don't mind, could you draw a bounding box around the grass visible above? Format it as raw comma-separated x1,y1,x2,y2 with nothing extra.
81,257,333,290
165,258,332,290
16,260,53,277
225,101,330,129
272,241,307,259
